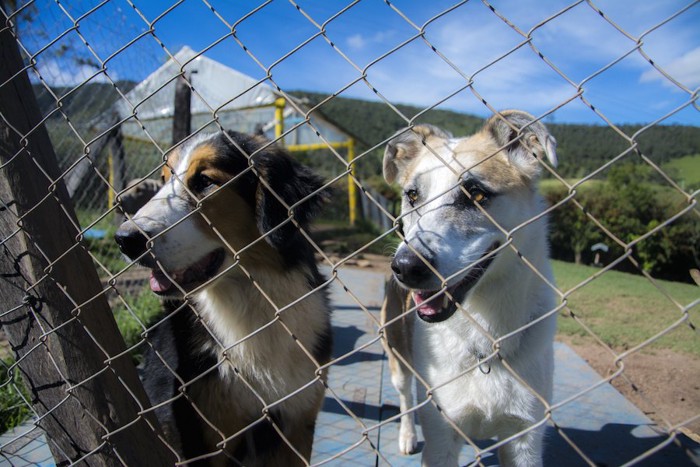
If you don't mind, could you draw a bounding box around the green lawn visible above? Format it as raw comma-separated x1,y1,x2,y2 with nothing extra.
662,154,700,189
553,260,699,356
539,177,606,193
112,289,163,356
76,209,128,276
0,360,31,434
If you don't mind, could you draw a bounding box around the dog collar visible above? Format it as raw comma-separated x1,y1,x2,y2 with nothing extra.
475,352,491,375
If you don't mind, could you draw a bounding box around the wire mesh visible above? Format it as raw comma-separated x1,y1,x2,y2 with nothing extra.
0,0,698,465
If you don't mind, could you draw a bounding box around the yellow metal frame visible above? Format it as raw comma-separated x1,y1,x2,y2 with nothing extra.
107,150,114,210
275,97,357,225
109,97,357,224
274,97,286,145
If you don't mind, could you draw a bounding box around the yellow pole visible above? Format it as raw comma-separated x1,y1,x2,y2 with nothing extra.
287,141,349,151
347,138,356,226
107,150,114,210
274,97,285,146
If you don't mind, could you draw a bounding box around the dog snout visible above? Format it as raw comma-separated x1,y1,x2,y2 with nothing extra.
114,225,149,260
391,248,434,287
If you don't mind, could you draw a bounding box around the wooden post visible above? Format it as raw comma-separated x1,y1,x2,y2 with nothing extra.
112,124,126,194
64,129,117,199
107,123,126,211
0,12,174,466
172,74,192,146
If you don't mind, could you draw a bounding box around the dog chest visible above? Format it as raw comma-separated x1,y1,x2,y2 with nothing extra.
412,319,539,433
192,281,330,420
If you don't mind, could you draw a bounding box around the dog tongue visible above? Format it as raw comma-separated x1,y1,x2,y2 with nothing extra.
149,270,173,293
413,291,442,316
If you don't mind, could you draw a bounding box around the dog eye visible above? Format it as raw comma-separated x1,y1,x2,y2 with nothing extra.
461,182,489,205
192,173,216,192
405,189,419,207
469,188,486,203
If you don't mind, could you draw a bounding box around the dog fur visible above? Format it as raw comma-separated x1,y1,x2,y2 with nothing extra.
115,131,332,466
381,110,558,466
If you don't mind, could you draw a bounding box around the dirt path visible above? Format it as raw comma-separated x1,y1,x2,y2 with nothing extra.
558,335,700,439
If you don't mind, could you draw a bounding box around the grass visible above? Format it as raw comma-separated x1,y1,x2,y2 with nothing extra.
539,177,606,193
553,260,699,356
313,220,400,257
0,275,162,435
76,209,128,276
662,154,700,189
112,289,163,358
0,360,31,434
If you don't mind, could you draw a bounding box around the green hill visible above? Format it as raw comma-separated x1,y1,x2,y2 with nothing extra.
33,81,137,127
31,84,700,182
291,91,700,180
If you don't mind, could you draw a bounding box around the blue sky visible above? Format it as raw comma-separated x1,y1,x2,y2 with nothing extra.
20,0,700,125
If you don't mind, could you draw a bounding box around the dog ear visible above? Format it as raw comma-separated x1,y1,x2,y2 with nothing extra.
252,148,328,252
485,110,557,178
383,124,451,184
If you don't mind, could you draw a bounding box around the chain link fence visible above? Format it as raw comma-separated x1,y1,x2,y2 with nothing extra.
1,0,698,465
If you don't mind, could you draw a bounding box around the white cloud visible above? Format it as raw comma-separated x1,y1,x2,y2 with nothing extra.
337,0,698,124
30,58,116,87
347,34,366,50
356,14,578,117
639,46,700,90
346,31,396,52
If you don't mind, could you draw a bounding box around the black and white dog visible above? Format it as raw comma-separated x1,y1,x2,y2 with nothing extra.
115,131,332,466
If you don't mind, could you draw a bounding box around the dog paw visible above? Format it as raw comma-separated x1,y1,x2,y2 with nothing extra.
398,428,418,455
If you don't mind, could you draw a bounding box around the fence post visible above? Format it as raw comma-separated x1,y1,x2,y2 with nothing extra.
107,123,126,211
0,14,174,466
172,74,192,145
65,118,119,200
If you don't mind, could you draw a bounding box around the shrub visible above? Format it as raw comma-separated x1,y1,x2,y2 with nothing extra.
543,164,699,282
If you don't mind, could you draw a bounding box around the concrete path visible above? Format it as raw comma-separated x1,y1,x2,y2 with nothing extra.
310,267,699,466
2,267,697,466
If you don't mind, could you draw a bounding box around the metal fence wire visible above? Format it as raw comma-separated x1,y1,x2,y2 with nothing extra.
1,0,699,465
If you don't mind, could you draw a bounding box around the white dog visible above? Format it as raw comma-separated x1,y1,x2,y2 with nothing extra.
381,110,558,466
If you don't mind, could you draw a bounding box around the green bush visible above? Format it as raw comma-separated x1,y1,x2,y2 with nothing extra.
543,164,699,282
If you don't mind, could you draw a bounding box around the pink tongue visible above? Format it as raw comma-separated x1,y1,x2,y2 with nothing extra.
413,292,441,316
149,270,173,293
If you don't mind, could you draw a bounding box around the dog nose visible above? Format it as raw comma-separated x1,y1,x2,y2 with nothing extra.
391,249,433,286
114,227,149,260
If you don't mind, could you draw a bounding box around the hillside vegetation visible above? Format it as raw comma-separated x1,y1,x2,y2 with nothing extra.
542,163,698,282
291,91,700,181
33,83,700,183
32,85,699,283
